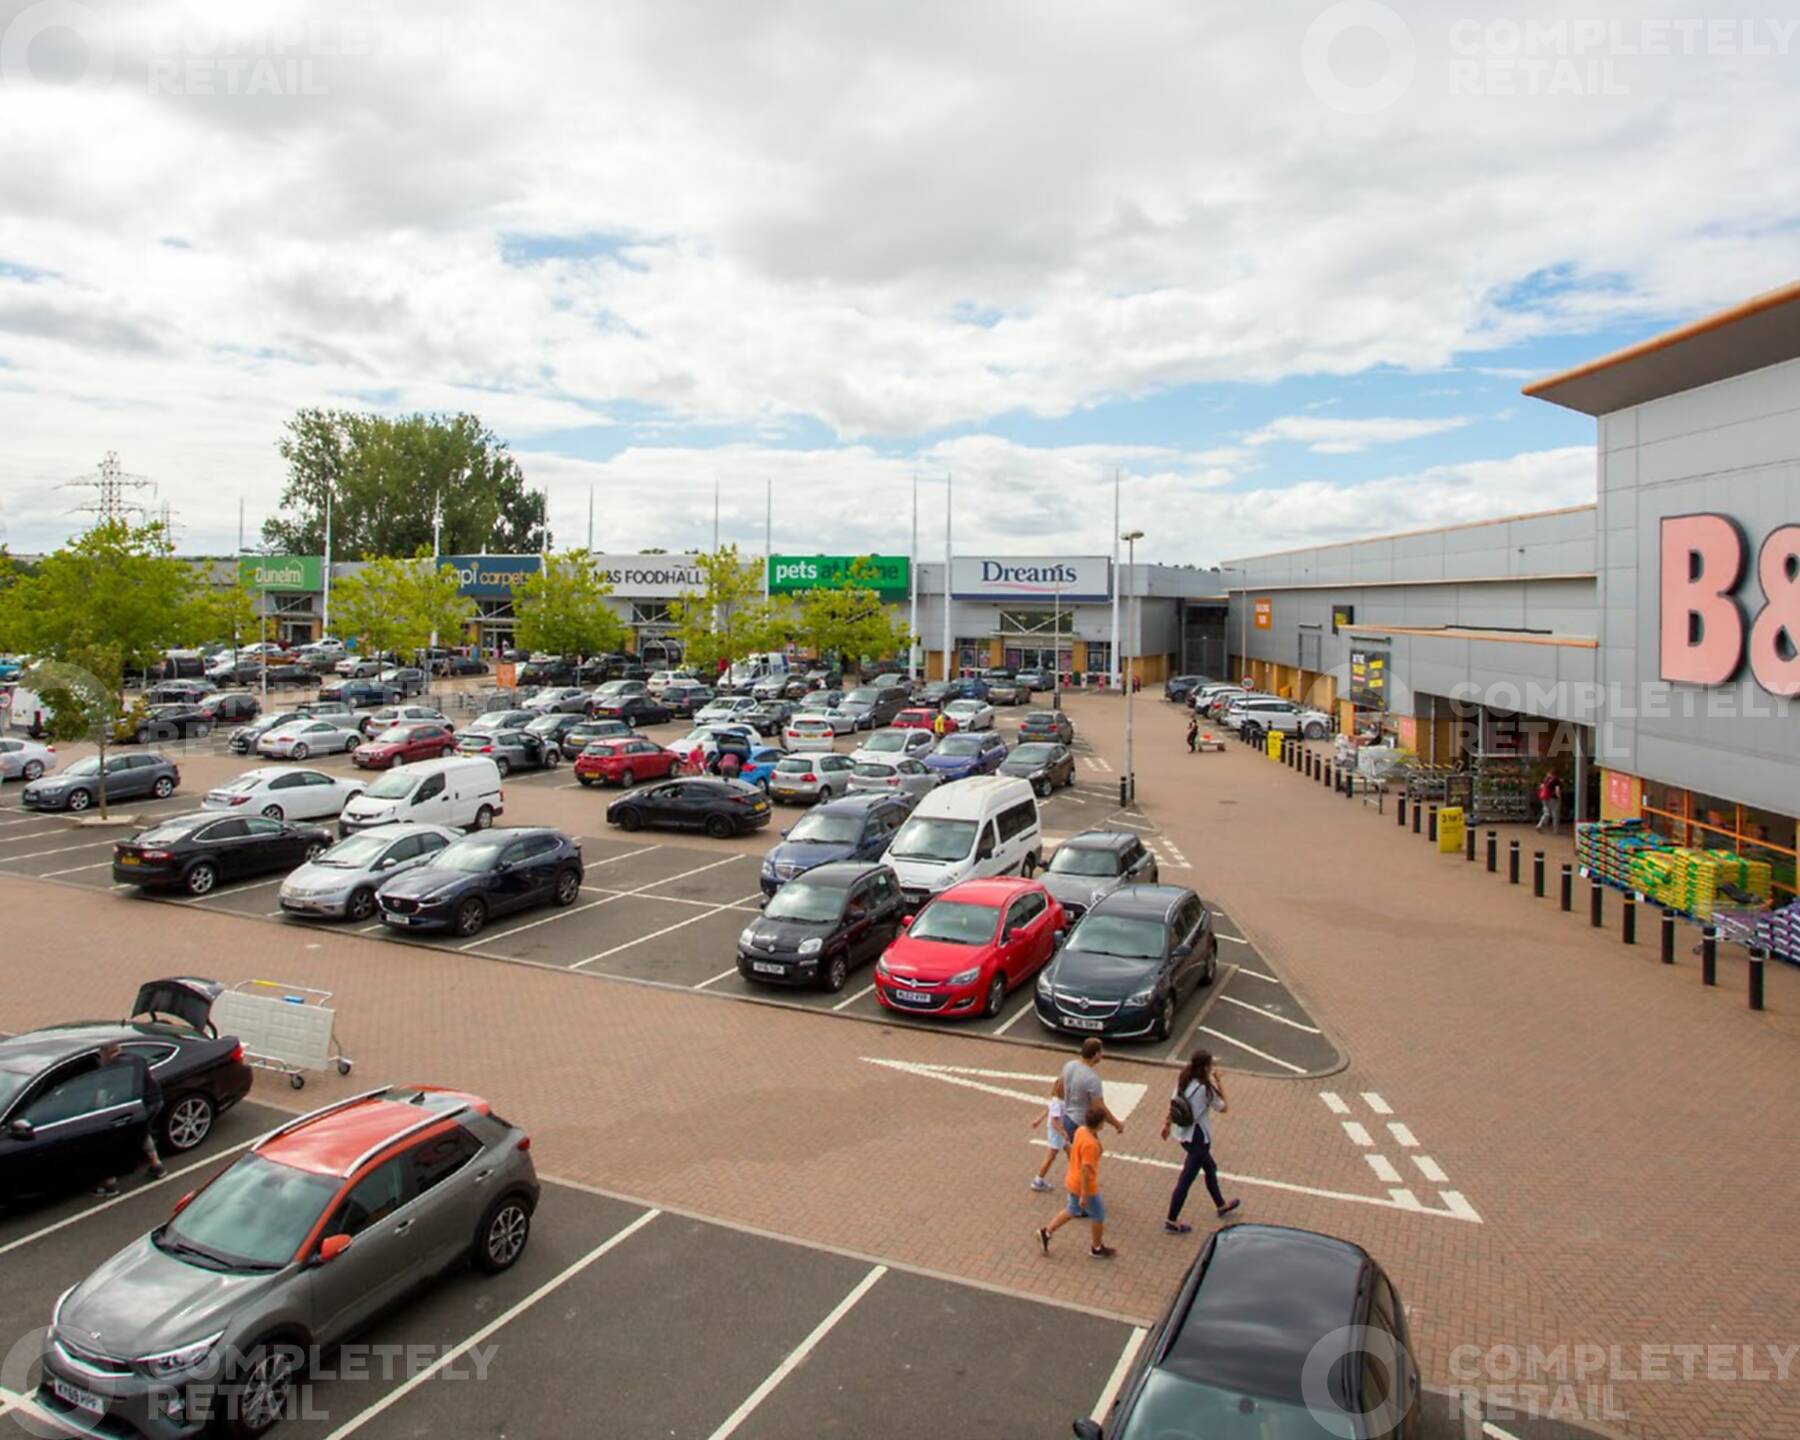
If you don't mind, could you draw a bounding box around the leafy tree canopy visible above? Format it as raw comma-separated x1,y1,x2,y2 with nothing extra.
513,551,627,658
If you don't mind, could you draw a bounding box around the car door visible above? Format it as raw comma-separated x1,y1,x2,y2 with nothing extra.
107,754,146,799
489,836,537,914
519,833,562,902
1009,891,1054,980
1125,839,1156,885
1171,897,1205,997
839,879,876,963
865,869,904,949
403,1125,487,1274
8,1055,149,1190
240,814,303,874
308,1156,421,1343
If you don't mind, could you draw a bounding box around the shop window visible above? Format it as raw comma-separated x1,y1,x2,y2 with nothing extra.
998,610,1072,636
1639,783,1798,900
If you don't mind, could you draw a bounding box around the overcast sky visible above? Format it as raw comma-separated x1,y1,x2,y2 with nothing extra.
2,0,1797,563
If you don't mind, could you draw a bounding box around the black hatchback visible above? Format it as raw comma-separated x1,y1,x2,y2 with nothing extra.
376,827,584,937
1032,885,1218,1042
1079,1223,1421,1439
607,777,773,838
113,812,333,896
736,861,905,992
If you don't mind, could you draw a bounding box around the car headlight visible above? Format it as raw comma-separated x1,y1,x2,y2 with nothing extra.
137,1331,224,1378
1127,986,1159,1008
739,925,759,947
947,966,982,987
874,957,890,978
798,937,823,955
50,1285,74,1328
1036,969,1055,996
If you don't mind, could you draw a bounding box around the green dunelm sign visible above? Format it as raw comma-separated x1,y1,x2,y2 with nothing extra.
767,554,910,602
239,555,324,591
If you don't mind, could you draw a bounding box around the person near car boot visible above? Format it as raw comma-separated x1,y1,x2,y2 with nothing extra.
93,1043,166,1196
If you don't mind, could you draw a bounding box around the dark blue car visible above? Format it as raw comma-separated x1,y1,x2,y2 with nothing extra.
942,677,990,702
921,730,1008,783
759,793,913,896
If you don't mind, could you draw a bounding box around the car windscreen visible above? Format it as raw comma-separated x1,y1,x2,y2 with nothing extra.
525,715,565,734
1066,914,1166,960
889,817,978,863
158,1154,339,1271
764,881,845,922
845,689,880,703
312,834,389,868
910,900,1000,945
852,763,895,779
1048,845,1123,877
136,816,212,843
936,735,982,756
786,811,863,844
63,757,102,777
0,1064,34,1113
774,757,815,773
1113,1368,1332,1440
863,731,907,751
373,727,414,743
1010,744,1058,764
432,838,510,872
361,771,419,800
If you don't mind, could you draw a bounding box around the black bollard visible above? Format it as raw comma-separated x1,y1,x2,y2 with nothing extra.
1702,926,1718,986
1533,851,1545,898
1466,826,1476,863
1411,800,1421,834
1749,946,1766,1011
1508,840,1520,885
1486,831,1497,873
1428,806,1438,843
1118,776,1128,808
1397,796,1407,828
1560,863,1572,912
1343,770,1353,800
1660,910,1675,964
1622,894,1636,945
1589,878,1603,928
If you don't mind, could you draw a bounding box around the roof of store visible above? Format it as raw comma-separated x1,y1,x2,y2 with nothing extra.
1524,280,1800,416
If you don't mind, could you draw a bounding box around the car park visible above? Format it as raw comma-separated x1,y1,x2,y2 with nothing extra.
751,675,789,702
338,755,504,834
998,741,1075,796
667,725,758,771
113,811,333,896
1226,696,1332,739
590,693,673,726
606,776,773,837
144,680,216,706
1039,830,1158,920
1199,685,1252,718
1033,885,1218,1040
229,710,304,754
660,682,714,718
0,980,253,1200
522,711,592,756
892,705,949,732
589,679,651,706
356,703,452,736
118,703,213,744
850,727,936,765
758,793,913,895
37,1085,541,1436
298,698,357,721
922,730,1009,782
199,690,261,724
378,826,583,935
276,822,461,921
838,686,907,730
574,736,681,787
517,657,577,686
874,875,1065,1019
884,775,1042,912
321,679,403,709
434,654,491,677
23,753,179,812
518,685,589,716
794,688,846,716
847,757,938,801
0,735,57,781
942,677,991,702
767,751,857,805
729,744,788,790
736,861,905,992
913,680,952,708
801,666,841,692
256,716,363,760
353,721,459,769
646,669,693,694
943,697,995,731
455,725,560,776
203,767,366,821
782,715,841,752
1017,708,1075,745
334,654,387,678
1078,1224,1421,1440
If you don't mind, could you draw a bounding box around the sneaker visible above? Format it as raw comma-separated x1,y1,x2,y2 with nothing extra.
1164,1220,1193,1235
1088,1245,1118,1260
1036,1228,1051,1256
1030,1177,1051,1192
148,1164,167,1181
93,1183,119,1198
1217,1198,1242,1218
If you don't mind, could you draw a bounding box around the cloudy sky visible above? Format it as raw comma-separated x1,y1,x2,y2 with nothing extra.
2,0,1797,564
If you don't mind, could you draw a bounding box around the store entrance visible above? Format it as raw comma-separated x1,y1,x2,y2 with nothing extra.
1004,645,1071,675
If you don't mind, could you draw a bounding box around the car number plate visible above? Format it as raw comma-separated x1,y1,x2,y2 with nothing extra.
752,800,769,811
53,1378,105,1416
773,788,798,798
752,961,785,975
118,855,140,866
896,989,932,1004
1065,1016,1105,1031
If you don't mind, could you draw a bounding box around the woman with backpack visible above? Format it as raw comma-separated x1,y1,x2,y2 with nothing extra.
1160,1048,1241,1233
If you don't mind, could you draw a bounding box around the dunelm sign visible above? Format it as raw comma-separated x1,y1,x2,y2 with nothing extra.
239,555,323,592
950,555,1110,602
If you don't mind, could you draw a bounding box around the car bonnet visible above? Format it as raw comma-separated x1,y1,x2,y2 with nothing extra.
60,1236,275,1363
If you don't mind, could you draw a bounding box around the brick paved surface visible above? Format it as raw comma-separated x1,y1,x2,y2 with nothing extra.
2,691,1795,1439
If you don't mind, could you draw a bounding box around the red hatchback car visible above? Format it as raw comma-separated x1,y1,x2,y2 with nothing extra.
574,737,680,788
893,707,956,732
352,722,457,769
875,876,1065,1020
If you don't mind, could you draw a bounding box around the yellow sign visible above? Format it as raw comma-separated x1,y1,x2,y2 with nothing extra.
1438,806,1465,854
1265,730,1283,761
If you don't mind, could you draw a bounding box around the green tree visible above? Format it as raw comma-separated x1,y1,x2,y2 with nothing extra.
666,545,780,675
513,551,628,661
26,648,127,815
331,555,472,666
784,558,911,676
178,579,264,658
261,410,546,559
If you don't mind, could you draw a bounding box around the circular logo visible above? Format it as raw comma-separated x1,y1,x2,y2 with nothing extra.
1,1325,67,1439
1300,0,1415,116
0,0,114,86
1300,1323,1411,1437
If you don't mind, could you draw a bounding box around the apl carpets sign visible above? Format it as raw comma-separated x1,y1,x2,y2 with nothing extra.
950,556,1110,603
439,554,541,598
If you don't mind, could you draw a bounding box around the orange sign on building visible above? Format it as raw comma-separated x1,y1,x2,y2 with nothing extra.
1253,598,1273,630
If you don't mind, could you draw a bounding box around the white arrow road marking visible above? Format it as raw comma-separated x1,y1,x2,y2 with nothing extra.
861,1057,1148,1123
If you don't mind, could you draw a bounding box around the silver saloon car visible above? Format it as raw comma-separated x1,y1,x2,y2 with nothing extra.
847,757,939,801
277,822,461,921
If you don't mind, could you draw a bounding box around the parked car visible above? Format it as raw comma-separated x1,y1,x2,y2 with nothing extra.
1039,829,1159,920
875,876,1065,1019
356,703,452,736
736,861,905,992
666,724,759,771
522,685,592,715
1013,667,1052,692
199,690,261,724
0,982,252,1201
523,712,592,756
914,680,953,708
885,776,1043,910
0,736,57,782
377,827,583,935
463,708,537,736
802,666,842,692
892,706,950,732
1226,696,1332,739
942,677,991,702
607,776,772,837
744,700,796,737
516,658,577,686
334,654,386,678
376,666,427,696
37,1085,540,1435
1077,1225,1422,1440
113,812,333,896
590,693,672,726
733,745,788,790
767,751,858,805
850,728,936,765
455,726,560,776
848,757,938,802
256,716,363,761
943,698,995,732
782,715,841,753
320,679,403,709
353,721,459,769
203,767,366,821
1165,673,1211,704
794,689,846,716
696,695,760,726
22,753,179,812
998,741,1075,796
262,663,318,687
204,658,267,686
228,710,305,755
980,670,1027,705
837,686,908,730
661,682,714,718
1033,885,1218,1041
574,736,681,788
298,698,356,720
338,755,504,834
1017,708,1076,745
556,718,641,756
646,670,693,694
750,675,789,703
1200,685,1253,718
758,793,914,895
434,654,491,677
118,703,212,744
144,680,217,706
922,730,1009,783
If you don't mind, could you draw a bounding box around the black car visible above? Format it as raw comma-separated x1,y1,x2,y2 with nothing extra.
1165,674,1212,704
113,812,333,896
998,741,1076,796
1080,1223,1422,1440
119,703,213,744
229,710,306,755
839,686,907,730
736,861,905,992
1018,708,1076,745
662,683,715,719
146,653,209,682
143,681,216,706
380,667,427,696
22,753,180,812
606,777,773,838
376,827,583,937
1032,885,1218,1041
434,654,491,677
0,980,253,1203
199,690,261,724
744,700,796,736
456,727,560,776
516,658,577,686
915,680,953,708
203,659,268,686
524,711,592,756
322,679,403,709
590,694,672,726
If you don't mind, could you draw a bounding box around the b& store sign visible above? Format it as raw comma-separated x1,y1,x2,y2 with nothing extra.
949,556,1110,602
439,554,541,598
591,555,703,597
1659,515,1800,696
239,555,322,592
768,555,910,602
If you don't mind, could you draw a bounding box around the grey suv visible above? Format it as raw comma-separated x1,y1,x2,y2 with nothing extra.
21,752,180,812
1039,829,1159,920
837,685,907,730
40,1086,539,1440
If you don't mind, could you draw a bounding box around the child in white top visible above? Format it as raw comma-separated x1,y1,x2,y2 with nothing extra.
1029,1077,1067,1191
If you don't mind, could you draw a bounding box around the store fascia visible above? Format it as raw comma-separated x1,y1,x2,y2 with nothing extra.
437,553,704,660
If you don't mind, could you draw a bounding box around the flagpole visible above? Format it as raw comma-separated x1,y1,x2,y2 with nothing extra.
1109,469,1121,688
908,476,919,680
941,473,953,681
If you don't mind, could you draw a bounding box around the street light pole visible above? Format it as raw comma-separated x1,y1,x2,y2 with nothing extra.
1121,529,1143,803
1052,582,1062,712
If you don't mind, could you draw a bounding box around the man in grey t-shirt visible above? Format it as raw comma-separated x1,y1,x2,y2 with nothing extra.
1058,1038,1125,1143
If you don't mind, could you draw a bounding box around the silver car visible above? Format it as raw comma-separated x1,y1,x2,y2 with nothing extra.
0,735,57,781
255,718,361,760
39,1086,539,1440
850,727,936,765
1038,829,1159,920
848,757,939,801
278,822,460,921
768,752,857,804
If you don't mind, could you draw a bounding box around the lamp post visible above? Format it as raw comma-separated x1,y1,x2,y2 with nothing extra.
1121,529,1143,803
1051,581,1063,712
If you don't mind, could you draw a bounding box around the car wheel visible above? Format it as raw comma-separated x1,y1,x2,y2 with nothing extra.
1033,778,1051,798
224,1341,299,1439
453,897,487,937
578,775,595,787
150,775,176,799
1155,994,1176,1042
291,742,310,760
474,1194,532,1274
984,972,1007,1018
1305,723,1326,740
162,1093,215,1152
617,807,643,832
261,803,284,820
197,724,211,738
346,887,376,921
473,804,494,830
185,862,218,897
1021,851,1039,878
704,813,733,839
494,757,511,777
303,840,326,861
21,760,42,781
553,868,581,905
542,749,559,770
620,768,635,788
822,952,849,993
67,788,92,811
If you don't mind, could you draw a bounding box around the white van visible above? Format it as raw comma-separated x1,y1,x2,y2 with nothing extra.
726,652,790,687
336,755,504,836
885,775,1042,908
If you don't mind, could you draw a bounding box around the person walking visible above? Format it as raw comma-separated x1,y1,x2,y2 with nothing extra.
1186,715,1199,754
1058,1038,1125,1147
1037,1104,1115,1259
1160,1049,1240,1232
1029,1076,1067,1191
932,709,949,739
93,1042,166,1197
1535,773,1562,834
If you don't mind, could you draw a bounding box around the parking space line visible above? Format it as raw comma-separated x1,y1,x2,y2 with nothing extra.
182,875,286,905
1217,933,1249,945
704,1265,887,1440
1361,1091,1393,1114
831,982,876,1012
460,894,618,948
38,859,114,878
574,844,663,879
1341,1121,1374,1147
0,838,117,862
1319,1091,1350,1113
473,855,751,950
1365,1153,1403,1183
1413,1155,1448,1183
991,996,1040,1036
1232,965,1280,982
571,893,763,968
1387,1122,1418,1148
1091,1327,1149,1422
1197,1025,1307,1075
1216,993,1321,1034
322,1209,662,1440
693,967,739,990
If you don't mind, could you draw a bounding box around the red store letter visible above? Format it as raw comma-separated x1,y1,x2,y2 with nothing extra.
1660,515,1746,685
1748,524,1800,697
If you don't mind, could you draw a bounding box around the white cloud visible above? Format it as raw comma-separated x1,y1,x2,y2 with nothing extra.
1242,414,1475,453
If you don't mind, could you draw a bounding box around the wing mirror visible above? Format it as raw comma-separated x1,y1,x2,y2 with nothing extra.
900,914,914,929
976,844,995,861
171,1189,196,1217
1072,1422,1104,1440
316,1234,353,1265
1053,928,1067,950
8,1118,34,1141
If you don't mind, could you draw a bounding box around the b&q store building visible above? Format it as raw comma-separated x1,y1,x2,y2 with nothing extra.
1224,281,1800,902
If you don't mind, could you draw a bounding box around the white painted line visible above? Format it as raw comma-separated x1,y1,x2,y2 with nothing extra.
705,1266,887,1440
460,895,616,949
324,1209,661,1439
182,875,286,905
0,1385,65,1432
1341,1121,1373,1147
1412,1155,1448,1183
1361,1091,1393,1115
991,998,1040,1036
1319,1091,1350,1114
1387,1187,1425,1210
693,967,740,990
1090,1327,1149,1422
1217,993,1320,1034
0,838,117,862
37,859,116,878
1387,1122,1418,1148
1483,1420,1524,1439
574,844,663,876
1216,933,1249,945
832,982,876,1011
571,893,763,968
1365,1153,1403,1184
1438,1190,1482,1222
1197,1026,1306,1074
472,854,746,951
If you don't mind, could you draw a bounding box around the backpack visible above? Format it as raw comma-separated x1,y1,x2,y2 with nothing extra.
1168,1082,1201,1128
